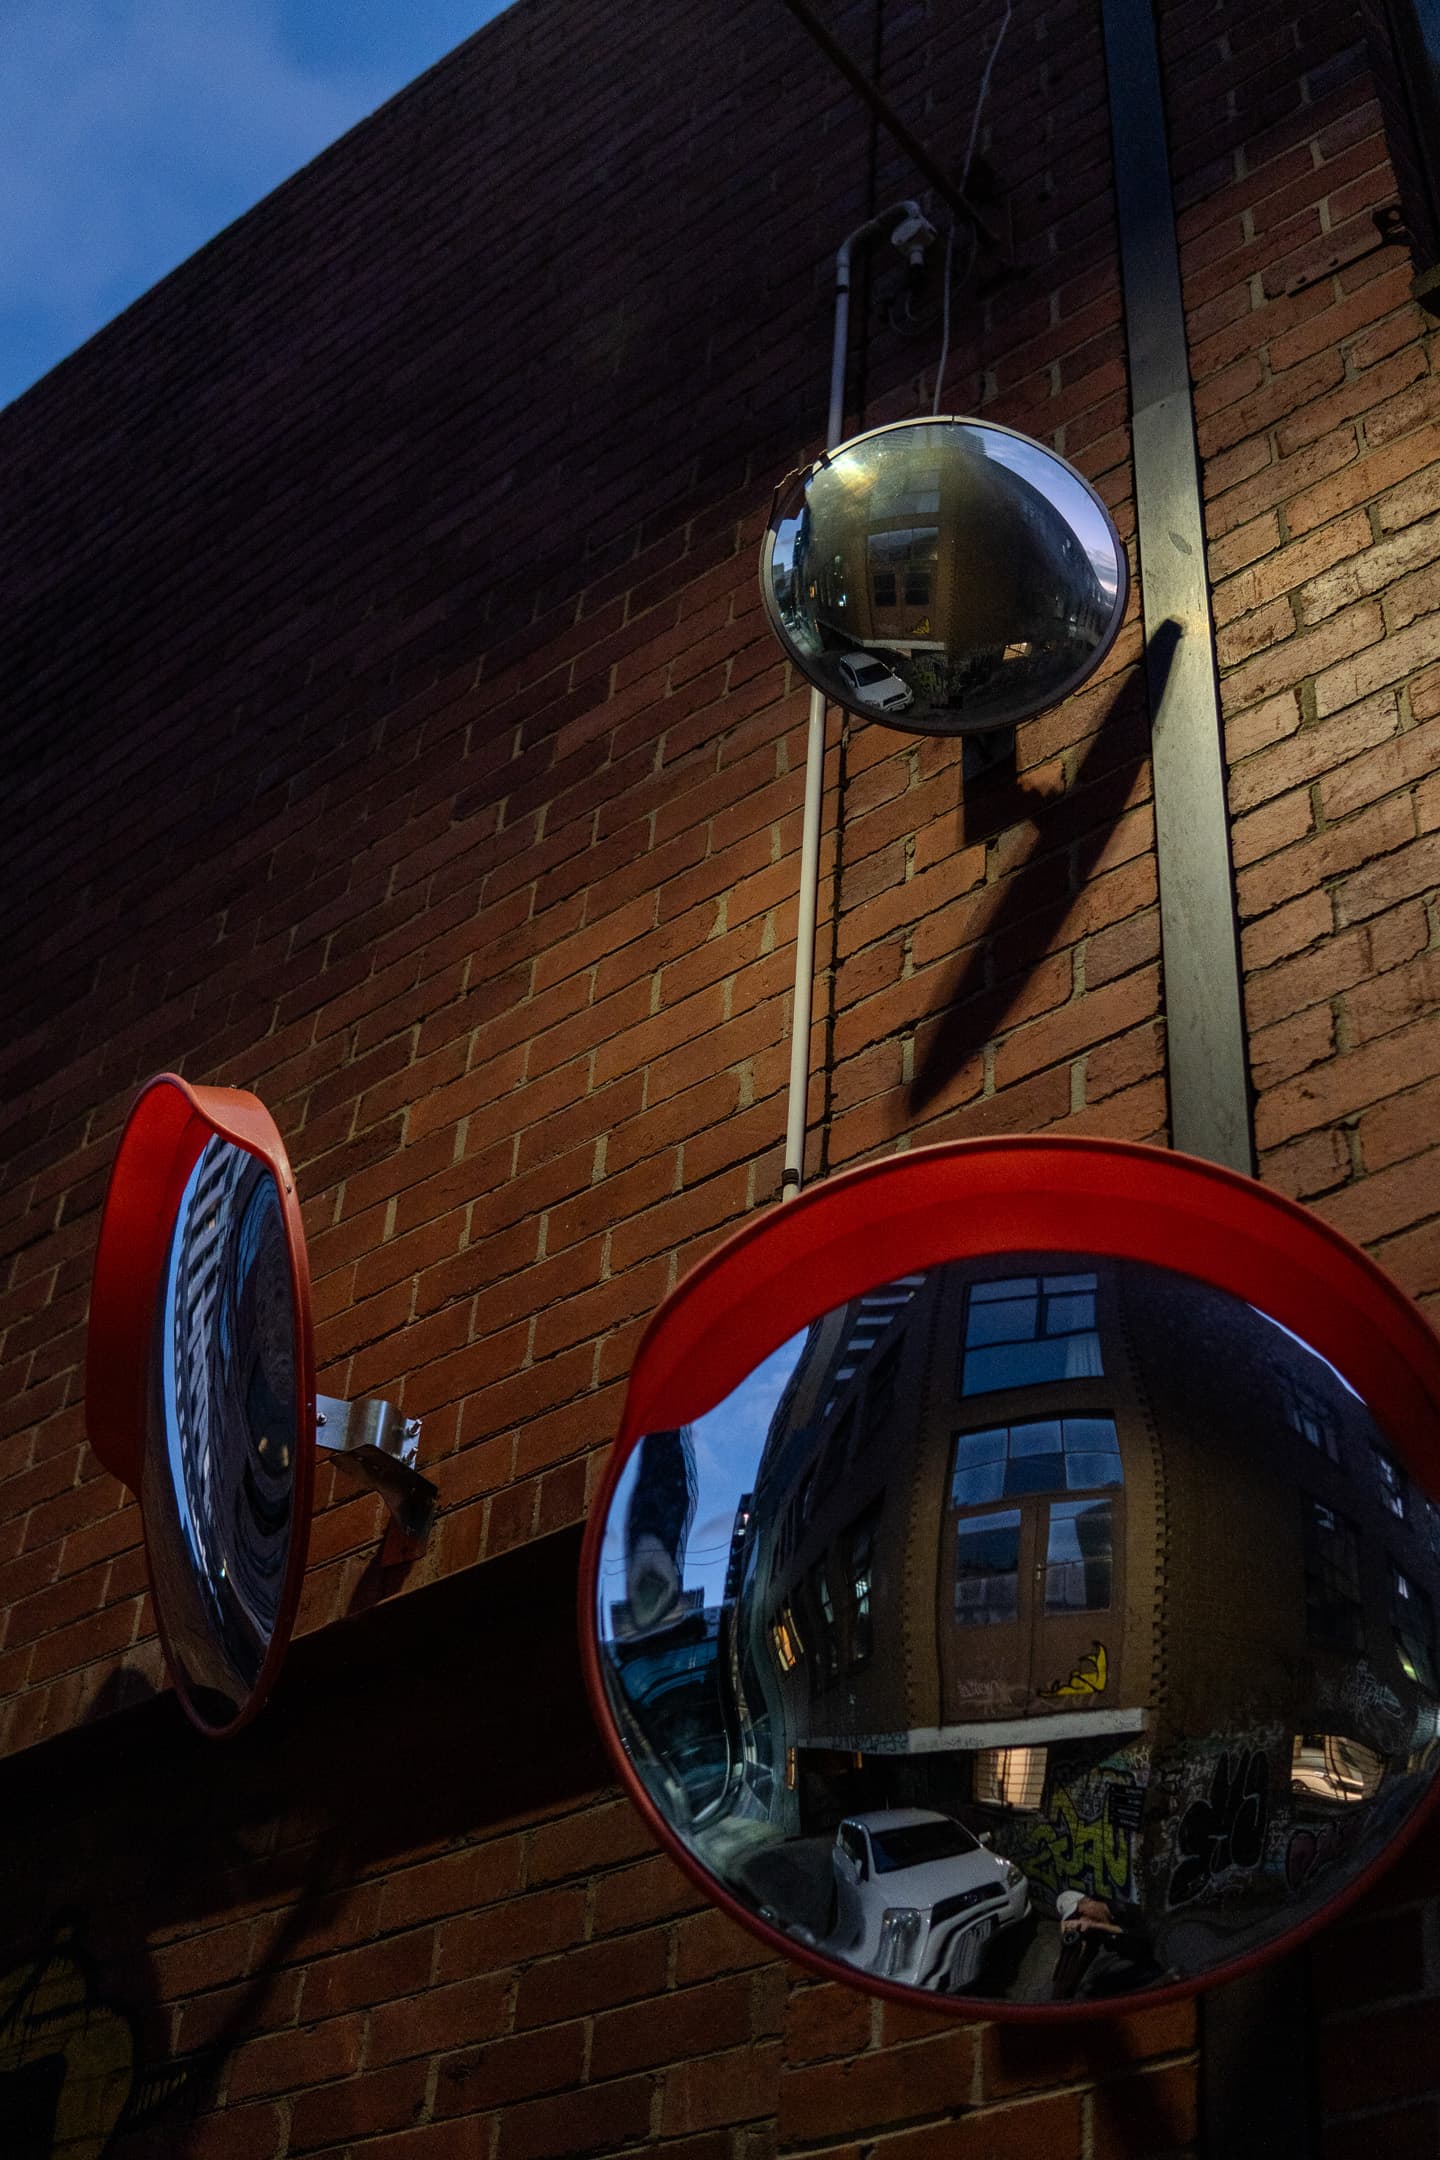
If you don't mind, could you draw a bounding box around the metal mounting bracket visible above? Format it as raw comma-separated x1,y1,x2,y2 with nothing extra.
962,725,1016,781
316,1394,438,1549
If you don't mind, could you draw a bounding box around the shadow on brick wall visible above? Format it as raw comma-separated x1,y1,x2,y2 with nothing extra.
0,1527,605,2157
908,620,1177,1115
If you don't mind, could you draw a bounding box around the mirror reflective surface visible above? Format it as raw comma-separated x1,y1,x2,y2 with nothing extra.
595,1252,1440,2006
761,418,1128,736
143,1134,300,1728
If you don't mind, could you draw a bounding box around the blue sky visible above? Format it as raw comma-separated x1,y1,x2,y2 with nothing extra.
597,1333,810,1627
0,0,510,411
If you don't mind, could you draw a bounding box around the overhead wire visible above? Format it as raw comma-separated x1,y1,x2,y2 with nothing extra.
933,0,1013,413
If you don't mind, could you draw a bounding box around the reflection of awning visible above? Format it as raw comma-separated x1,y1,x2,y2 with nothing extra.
804,1708,1148,1754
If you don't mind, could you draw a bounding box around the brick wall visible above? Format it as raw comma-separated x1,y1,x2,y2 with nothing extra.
1,0,1437,2149
1165,0,1440,2146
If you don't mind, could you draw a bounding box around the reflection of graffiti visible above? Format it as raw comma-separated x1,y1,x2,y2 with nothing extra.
1317,1660,1408,1751
1025,1788,1132,1899
1167,1749,1270,1906
0,1926,134,2159
1046,1642,1107,1697
1286,1816,1357,1893
1012,1746,1147,1902
950,1676,1007,1701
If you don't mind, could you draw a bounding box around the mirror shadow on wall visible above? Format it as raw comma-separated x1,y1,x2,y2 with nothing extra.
595,1255,1440,2007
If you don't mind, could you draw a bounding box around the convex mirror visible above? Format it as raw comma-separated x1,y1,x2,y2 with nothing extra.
582,1139,1440,2017
760,417,1128,736
87,1077,316,1734
87,1073,433,1735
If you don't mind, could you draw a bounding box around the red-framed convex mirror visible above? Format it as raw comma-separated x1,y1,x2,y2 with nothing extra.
580,1138,1440,2017
87,1073,435,1736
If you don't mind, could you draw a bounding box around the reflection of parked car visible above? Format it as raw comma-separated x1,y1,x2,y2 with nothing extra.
836,652,913,713
824,1807,1029,1990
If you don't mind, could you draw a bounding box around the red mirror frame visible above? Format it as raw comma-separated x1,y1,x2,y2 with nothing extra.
578,1135,1440,2018
86,1072,316,1735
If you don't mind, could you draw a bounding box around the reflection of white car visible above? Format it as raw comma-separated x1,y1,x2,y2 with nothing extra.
826,1808,1029,1990
836,652,913,714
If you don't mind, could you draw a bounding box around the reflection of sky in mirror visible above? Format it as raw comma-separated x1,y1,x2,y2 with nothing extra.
1253,1307,1363,1400
598,1331,808,1629
161,1151,207,1571
969,427,1121,599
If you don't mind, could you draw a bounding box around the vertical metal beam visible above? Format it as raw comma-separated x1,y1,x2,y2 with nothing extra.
1102,0,1255,1176
1101,0,1303,2148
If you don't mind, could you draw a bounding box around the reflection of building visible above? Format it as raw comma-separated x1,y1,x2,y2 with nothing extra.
795,436,1111,714
609,1428,699,1638
725,1256,1440,1957
607,1428,728,1822
168,1137,248,1578
736,1259,1159,1785
154,1139,296,1697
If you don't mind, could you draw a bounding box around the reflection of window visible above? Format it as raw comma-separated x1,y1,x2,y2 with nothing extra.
864,1341,901,1448
816,553,848,610
974,1746,1048,1810
1374,1444,1408,1520
1283,1377,1339,1461
1391,1562,1437,1689
1291,1732,1386,1803
844,1506,880,1669
814,1404,855,1503
871,467,942,514
872,571,897,607
1303,1497,1364,1652
904,571,930,606
954,1509,1021,1626
839,1821,868,1875
951,1416,1121,1504
961,1273,1102,1395
812,1562,841,1682
770,1604,802,1672
1044,1499,1113,1612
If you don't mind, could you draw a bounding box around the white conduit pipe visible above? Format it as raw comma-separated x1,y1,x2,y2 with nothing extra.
780,202,927,1201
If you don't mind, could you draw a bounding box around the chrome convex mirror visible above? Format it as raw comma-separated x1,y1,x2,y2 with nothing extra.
581,1140,1440,2017
760,417,1128,736
87,1074,435,1734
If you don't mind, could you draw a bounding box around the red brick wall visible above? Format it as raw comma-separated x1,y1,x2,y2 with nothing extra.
1,0,1437,2149
1167,0,1440,2146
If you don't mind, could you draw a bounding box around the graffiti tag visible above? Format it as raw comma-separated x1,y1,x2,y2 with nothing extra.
1316,1660,1408,1751
1022,1787,1131,1899
1046,1642,1107,1697
1167,1748,1270,1907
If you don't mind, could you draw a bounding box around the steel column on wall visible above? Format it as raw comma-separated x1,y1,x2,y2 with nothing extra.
1102,0,1255,1179
1101,0,1308,2146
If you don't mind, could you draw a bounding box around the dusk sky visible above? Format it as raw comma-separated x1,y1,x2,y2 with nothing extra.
0,0,511,411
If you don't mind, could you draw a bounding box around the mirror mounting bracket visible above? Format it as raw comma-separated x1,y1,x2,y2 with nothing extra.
316,1394,437,1550
962,724,1016,781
